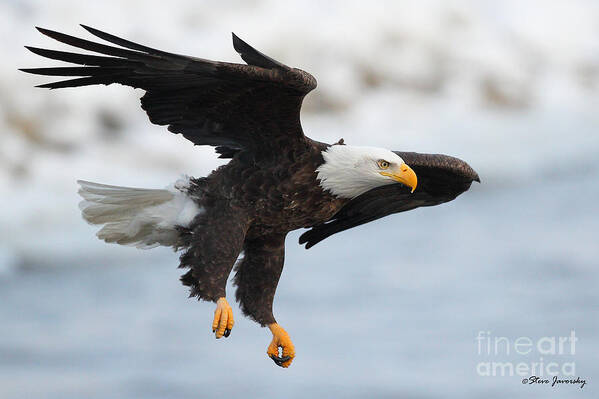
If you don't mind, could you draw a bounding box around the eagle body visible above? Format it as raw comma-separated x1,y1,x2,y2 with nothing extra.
23,26,479,368
177,138,346,324
197,139,345,235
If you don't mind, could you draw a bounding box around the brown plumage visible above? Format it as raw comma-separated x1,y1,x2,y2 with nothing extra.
22,26,479,368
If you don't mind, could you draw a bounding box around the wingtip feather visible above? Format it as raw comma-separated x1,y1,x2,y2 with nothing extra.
35,26,54,36
19,68,49,77
231,32,246,54
23,46,55,60
79,24,102,37
34,82,56,89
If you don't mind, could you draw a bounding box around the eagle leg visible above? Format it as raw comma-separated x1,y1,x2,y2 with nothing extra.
267,323,295,368
233,232,293,366
212,297,234,338
178,204,249,339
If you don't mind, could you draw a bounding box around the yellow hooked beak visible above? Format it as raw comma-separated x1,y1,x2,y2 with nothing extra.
380,163,418,193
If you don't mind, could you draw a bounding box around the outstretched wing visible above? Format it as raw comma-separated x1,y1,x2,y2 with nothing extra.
299,152,480,249
21,25,317,154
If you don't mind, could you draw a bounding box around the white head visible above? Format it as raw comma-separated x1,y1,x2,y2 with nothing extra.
316,145,418,199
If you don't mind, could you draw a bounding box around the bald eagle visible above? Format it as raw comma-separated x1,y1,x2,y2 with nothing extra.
22,26,479,368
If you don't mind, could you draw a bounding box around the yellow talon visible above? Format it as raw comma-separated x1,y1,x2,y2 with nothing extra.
212,297,234,339
267,323,295,368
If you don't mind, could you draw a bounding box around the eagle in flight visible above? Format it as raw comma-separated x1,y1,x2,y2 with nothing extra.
22,26,479,368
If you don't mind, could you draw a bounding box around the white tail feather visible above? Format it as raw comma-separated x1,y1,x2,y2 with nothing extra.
78,178,201,249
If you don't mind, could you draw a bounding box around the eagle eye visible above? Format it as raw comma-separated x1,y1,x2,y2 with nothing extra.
377,160,390,169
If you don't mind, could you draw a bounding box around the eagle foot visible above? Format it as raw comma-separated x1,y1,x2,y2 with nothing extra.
267,323,295,368
212,297,234,339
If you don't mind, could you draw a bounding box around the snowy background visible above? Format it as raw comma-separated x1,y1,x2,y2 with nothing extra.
1,0,598,398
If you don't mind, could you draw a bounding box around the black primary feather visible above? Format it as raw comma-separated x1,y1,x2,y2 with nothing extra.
231,33,288,70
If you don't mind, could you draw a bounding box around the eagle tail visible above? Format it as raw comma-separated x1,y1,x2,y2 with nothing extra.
77,178,201,249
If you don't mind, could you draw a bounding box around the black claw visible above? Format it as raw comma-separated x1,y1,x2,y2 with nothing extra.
224,328,231,337
269,354,291,367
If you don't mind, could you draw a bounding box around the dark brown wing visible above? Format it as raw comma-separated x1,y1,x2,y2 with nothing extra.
21,25,317,154
299,152,480,249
